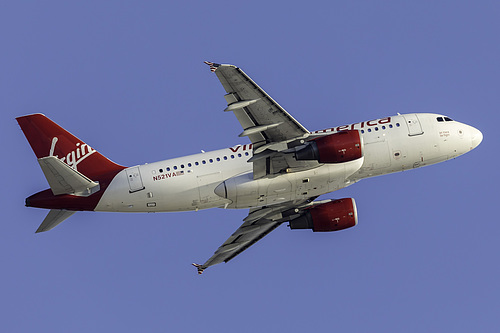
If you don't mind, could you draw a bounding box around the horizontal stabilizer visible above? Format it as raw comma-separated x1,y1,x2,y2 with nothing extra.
38,156,100,197
36,209,76,233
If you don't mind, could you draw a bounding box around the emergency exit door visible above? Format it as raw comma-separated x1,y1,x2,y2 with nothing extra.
125,166,145,193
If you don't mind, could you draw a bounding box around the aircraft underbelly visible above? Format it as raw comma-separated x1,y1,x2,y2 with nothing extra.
223,157,364,209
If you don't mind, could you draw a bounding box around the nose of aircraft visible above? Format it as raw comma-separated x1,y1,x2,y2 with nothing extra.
471,127,483,149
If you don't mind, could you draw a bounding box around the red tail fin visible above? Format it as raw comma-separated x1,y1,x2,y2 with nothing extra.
17,114,125,180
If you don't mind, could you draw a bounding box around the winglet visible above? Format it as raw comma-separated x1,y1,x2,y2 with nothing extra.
192,263,205,275
204,61,220,72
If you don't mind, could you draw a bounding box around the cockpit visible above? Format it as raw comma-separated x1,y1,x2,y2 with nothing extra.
436,116,453,122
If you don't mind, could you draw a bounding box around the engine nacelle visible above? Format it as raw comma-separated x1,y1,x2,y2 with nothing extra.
289,198,358,232
295,130,363,163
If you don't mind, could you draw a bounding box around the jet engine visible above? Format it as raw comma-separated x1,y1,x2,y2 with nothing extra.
289,198,358,232
295,130,363,163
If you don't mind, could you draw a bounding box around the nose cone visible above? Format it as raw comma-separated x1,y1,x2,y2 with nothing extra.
471,127,483,149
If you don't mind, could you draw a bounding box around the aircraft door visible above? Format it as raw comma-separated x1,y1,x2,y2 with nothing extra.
126,166,145,193
402,114,424,136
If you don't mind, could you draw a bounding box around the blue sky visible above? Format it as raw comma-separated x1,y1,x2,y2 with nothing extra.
1,1,498,332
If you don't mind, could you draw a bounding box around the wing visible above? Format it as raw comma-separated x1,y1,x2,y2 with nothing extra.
205,62,317,178
205,62,309,145
192,217,282,274
192,198,318,274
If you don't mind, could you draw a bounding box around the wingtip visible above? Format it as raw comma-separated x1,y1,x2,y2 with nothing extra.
192,263,205,275
203,61,220,72
35,225,49,233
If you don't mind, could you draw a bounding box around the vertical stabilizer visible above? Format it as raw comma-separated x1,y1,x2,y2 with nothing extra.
16,114,124,180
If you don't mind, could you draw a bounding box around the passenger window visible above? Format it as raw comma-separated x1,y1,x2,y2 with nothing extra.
223,156,228,160
166,167,170,171
180,164,184,169
382,126,386,130
173,166,177,170
159,169,163,173
195,162,199,166
389,124,393,128
209,159,213,163
361,130,365,134
245,152,249,156
231,155,235,159
396,123,400,127
238,153,242,157
368,128,372,132
188,163,192,167
202,160,206,164
216,157,220,162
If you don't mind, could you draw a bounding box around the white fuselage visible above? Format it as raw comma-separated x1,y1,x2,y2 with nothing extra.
95,113,482,213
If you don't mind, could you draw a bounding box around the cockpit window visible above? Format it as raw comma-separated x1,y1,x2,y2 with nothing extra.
437,116,453,122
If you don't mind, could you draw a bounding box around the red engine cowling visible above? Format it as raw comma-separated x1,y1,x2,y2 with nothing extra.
289,198,358,232
295,130,362,163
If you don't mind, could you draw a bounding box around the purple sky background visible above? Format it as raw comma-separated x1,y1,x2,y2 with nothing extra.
1,1,498,332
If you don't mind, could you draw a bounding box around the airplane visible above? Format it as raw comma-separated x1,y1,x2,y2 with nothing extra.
16,62,483,274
